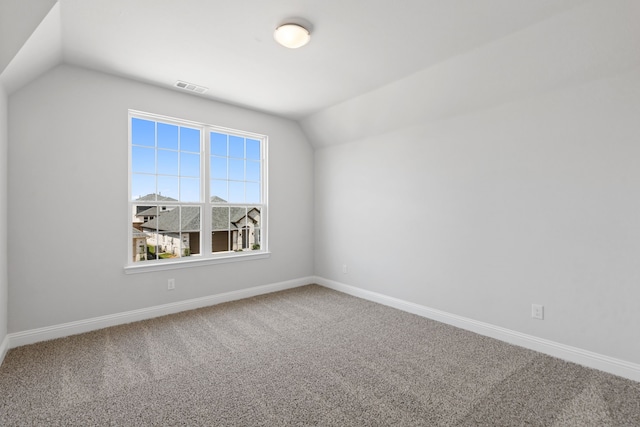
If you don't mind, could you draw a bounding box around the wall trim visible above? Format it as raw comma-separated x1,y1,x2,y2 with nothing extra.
0,334,8,366
314,276,640,383
8,276,313,349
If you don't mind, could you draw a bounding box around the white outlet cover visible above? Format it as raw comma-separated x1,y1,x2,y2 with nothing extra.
531,304,544,320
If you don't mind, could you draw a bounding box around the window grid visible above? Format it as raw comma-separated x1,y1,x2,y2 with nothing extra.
129,111,266,266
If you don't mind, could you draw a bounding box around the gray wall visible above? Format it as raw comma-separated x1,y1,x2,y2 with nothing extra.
8,64,314,332
314,67,640,365
0,0,58,72
310,0,640,368
0,85,7,344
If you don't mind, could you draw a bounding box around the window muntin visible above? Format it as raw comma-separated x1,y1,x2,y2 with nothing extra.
128,111,266,267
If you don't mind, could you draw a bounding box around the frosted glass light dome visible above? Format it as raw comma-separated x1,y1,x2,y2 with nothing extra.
274,24,311,49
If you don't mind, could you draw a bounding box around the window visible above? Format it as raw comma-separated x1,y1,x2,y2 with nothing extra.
128,111,267,271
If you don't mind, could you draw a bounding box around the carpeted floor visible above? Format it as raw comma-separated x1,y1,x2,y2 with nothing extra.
1,284,639,426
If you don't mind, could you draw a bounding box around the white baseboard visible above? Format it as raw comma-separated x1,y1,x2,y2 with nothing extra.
314,276,640,383
8,276,313,349
0,334,8,366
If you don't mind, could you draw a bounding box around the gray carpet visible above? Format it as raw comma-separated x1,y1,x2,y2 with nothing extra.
1,285,639,426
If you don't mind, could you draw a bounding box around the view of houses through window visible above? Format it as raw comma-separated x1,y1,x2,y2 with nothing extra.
129,112,265,264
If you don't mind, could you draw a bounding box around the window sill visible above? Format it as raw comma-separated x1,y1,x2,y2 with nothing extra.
124,251,271,275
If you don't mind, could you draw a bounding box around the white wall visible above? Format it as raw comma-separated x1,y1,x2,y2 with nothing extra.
301,0,640,149
315,66,640,365
8,64,314,333
0,84,8,348
0,0,58,72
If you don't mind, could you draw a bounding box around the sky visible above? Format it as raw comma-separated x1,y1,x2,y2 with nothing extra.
131,118,261,203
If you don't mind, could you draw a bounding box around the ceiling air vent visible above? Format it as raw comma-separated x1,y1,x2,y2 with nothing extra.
175,80,208,94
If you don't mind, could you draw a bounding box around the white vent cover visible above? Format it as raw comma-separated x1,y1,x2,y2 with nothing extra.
175,81,208,94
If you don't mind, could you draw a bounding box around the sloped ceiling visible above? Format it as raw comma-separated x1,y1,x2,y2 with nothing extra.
5,0,639,148
301,0,640,147
0,0,58,73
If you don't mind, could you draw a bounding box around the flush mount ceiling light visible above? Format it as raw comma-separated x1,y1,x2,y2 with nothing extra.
274,23,311,49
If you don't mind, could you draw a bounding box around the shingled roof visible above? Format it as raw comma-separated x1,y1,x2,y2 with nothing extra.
132,227,149,238
142,206,261,232
136,206,161,217
141,207,200,232
135,193,178,202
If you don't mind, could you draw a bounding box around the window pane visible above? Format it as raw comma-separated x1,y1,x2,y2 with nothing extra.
144,232,160,260
230,207,246,251
232,207,248,228
247,207,261,250
165,206,181,258
180,152,200,177
211,180,228,201
157,176,179,200
180,206,199,232
140,206,179,259
157,150,178,175
246,182,260,204
247,207,261,226
228,159,244,181
185,233,200,256
229,136,244,158
246,161,260,182
180,206,200,257
246,139,260,160
212,207,230,231
252,228,261,250
132,227,152,262
211,132,227,156
132,118,155,147
228,181,244,203
131,174,156,200
180,127,200,152
211,156,227,180
180,178,200,202
212,206,230,253
211,231,230,252
132,146,155,174
158,123,178,149
156,205,178,231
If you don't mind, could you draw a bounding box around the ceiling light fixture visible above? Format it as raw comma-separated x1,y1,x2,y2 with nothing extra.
274,23,311,49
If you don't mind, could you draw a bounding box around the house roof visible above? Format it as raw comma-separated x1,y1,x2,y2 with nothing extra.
132,227,148,238
135,193,178,202
142,205,260,232
142,206,200,232
136,206,160,217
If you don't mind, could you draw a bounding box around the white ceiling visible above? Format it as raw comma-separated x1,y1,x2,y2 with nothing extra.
58,0,590,120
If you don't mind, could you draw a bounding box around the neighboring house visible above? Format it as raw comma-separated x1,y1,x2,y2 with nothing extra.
133,194,261,259
131,194,178,228
212,206,261,252
231,207,261,251
132,227,150,262
141,206,200,257
134,206,161,225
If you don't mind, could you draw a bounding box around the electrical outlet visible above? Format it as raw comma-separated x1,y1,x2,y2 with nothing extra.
531,304,544,320
168,278,175,290
342,264,348,274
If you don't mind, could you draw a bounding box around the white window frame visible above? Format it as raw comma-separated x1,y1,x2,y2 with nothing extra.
125,110,269,274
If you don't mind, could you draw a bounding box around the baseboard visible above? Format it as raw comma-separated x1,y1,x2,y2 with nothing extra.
0,334,8,366
314,276,640,383
8,276,313,349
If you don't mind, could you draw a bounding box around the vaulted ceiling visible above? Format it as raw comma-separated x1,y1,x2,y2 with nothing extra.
4,1,588,114
5,0,639,148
